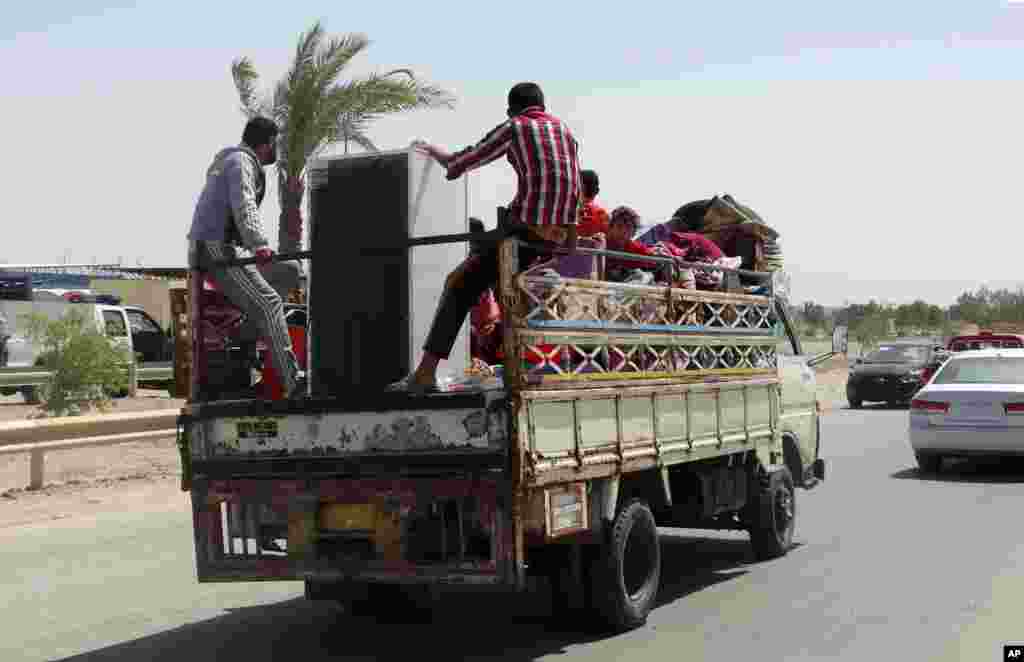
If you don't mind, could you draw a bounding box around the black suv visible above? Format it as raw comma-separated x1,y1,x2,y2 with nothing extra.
846,341,937,408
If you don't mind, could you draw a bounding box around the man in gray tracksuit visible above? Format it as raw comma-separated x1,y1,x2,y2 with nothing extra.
188,116,303,398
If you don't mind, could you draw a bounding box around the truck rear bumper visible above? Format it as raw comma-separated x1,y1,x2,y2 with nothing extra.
190,476,517,587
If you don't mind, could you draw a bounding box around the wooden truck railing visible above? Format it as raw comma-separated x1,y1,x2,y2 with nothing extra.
173,215,780,404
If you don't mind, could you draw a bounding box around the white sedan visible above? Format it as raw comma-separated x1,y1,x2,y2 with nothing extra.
908,348,1024,473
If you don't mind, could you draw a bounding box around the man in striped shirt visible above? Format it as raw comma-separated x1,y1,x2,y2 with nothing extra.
393,82,582,393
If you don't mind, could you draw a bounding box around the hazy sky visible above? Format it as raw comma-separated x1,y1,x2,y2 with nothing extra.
5,1,1024,306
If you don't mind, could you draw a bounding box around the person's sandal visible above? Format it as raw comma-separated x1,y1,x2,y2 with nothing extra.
386,374,442,396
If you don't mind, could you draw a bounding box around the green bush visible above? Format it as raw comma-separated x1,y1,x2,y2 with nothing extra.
22,309,131,415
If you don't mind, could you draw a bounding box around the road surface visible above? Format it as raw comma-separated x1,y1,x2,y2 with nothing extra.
3,406,1023,661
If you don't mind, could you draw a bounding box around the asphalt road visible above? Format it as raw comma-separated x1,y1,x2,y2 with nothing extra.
4,407,1024,662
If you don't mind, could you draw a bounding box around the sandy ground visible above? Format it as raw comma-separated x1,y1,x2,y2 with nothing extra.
0,390,187,529
0,364,853,529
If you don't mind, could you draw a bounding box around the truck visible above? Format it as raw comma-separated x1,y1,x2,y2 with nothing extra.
0,297,135,402
174,149,840,632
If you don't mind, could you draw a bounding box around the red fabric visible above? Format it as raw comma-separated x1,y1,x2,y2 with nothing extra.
445,107,581,227
606,237,659,271
577,198,609,237
259,327,306,401
668,232,724,262
471,290,501,333
470,290,504,365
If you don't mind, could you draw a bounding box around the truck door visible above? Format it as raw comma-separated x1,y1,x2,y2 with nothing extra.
126,308,168,362
774,302,819,483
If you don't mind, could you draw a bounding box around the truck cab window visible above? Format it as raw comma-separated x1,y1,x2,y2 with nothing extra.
128,311,161,334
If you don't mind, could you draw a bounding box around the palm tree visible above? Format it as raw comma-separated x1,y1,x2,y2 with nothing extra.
231,20,455,256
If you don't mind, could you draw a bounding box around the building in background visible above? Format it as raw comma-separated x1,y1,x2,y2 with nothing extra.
0,265,185,330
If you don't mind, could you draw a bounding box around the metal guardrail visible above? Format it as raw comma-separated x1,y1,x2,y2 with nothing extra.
0,429,178,490
0,409,181,490
0,363,173,389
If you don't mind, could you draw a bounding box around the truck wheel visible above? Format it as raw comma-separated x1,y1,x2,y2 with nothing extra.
304,578,338,601
749,467,796,561
21,386,41,405
915,451,942,474
589,499,661,632
348,583,433,621
783,436,803,489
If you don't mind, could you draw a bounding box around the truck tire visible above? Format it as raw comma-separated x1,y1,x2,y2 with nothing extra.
348,583,433,621
915,451,942,474
304,578,338,601
748,467,796,561
783,435,803,488
589,499,661,632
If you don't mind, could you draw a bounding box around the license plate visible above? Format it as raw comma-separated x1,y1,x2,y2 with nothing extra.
319,503,376,531
236,417,279,439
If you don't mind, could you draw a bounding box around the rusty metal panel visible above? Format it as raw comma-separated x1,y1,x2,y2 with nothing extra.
192,391,508,459
191,477,512,585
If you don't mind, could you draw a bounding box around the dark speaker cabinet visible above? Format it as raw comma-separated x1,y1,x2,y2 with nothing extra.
308,149,468,397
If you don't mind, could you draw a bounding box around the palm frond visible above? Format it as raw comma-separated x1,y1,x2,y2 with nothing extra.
349,73,456,115
347,130,378,153
315,33,370,93
231,57,263,117
335,111,379,154
288,20,324,89
235,21,456,188
380,69,456,109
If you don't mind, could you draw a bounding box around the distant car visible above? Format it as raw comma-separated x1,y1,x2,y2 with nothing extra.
947,332,1024,353
919,348,953,385
908,348,1024,473
846,341,937,408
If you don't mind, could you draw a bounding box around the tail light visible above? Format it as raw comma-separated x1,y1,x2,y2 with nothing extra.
910,399,949,414
1004,402,1024,415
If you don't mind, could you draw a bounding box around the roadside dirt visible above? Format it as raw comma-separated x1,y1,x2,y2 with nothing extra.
813,355,851,412
0,365,853,529
0,390,186,528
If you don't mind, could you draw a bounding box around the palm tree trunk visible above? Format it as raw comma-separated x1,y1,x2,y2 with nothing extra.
277,170,304,255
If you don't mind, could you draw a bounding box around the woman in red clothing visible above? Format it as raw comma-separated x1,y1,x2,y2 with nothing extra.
605,206,661,276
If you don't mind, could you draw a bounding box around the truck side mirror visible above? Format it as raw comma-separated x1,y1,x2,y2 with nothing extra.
832,325,849,355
